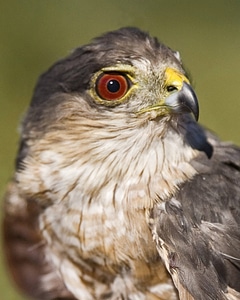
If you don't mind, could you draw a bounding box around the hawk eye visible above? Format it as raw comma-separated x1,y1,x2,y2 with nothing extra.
96,73,130,101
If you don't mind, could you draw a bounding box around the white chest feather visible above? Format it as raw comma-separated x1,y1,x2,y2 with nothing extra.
17,117,198,299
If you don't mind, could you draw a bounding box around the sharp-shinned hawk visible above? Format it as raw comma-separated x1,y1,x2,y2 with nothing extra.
3,27,240,300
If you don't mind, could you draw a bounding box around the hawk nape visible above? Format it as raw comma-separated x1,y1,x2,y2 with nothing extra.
3,27,240,300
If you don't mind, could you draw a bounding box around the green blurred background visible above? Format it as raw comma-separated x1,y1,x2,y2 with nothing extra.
1,1,240,299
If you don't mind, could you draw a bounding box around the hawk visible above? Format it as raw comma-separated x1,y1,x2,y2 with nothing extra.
3,27,240,300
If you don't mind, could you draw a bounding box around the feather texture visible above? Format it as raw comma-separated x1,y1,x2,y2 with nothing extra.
3,27,240,300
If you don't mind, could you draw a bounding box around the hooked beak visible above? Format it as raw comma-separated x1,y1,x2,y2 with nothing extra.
164,67,199,121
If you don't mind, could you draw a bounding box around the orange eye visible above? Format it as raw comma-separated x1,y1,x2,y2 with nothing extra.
96,73,130,101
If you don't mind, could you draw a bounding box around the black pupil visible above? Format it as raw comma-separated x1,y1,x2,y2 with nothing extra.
107,79,120,93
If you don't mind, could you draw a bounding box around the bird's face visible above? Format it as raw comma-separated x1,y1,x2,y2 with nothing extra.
22,27,198,146
88,61,198,122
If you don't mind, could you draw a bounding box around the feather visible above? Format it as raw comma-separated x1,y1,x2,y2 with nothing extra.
151,135,240,299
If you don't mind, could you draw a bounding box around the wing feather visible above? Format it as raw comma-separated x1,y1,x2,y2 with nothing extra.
151,135,240,300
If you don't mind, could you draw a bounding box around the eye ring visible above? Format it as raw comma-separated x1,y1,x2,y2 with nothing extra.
96,72,130,101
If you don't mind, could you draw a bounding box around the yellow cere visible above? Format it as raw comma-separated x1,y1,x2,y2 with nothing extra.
164,67,190,90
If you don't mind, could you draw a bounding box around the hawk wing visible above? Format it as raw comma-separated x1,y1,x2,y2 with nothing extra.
151,132,240,300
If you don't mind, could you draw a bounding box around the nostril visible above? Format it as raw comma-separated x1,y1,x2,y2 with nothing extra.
167,85,178,92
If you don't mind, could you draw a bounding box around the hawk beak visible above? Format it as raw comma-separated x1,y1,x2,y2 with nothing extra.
164,67,199,121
